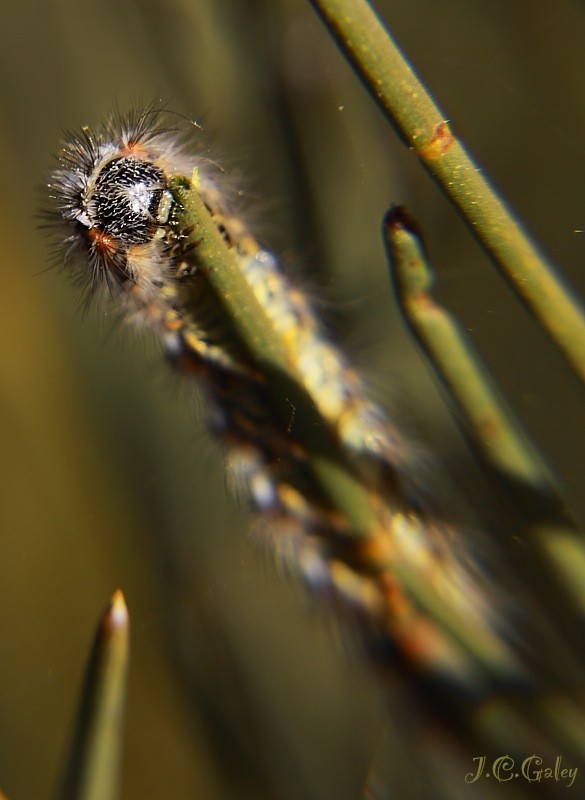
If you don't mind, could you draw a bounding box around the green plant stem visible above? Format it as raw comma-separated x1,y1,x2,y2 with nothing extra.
309,0,585,382
385,206,585,627
59,591,130,800
170,176,522,682
384,206,549,492
171,175,376,535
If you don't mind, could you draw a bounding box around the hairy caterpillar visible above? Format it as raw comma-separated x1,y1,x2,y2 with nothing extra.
47,106,522,703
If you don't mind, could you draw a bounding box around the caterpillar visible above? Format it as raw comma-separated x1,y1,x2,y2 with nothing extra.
47,105,524,706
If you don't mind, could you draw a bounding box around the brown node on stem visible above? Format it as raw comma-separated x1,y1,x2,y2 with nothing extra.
417,121,455,160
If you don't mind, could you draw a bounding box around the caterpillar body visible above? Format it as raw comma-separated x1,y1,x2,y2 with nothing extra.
47,107,521,703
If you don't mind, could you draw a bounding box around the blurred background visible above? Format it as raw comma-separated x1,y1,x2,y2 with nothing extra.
0,0,584,798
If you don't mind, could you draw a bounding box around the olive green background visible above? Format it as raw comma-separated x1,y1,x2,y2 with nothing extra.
0,1,584,798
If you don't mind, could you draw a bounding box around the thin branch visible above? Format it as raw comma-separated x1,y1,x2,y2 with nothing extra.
385,205,585,626
59,591,130,800
309,0,585,382
171,175,377,535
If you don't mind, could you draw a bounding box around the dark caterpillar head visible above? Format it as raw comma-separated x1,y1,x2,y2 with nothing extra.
46,109,179,293
84,156,169,246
